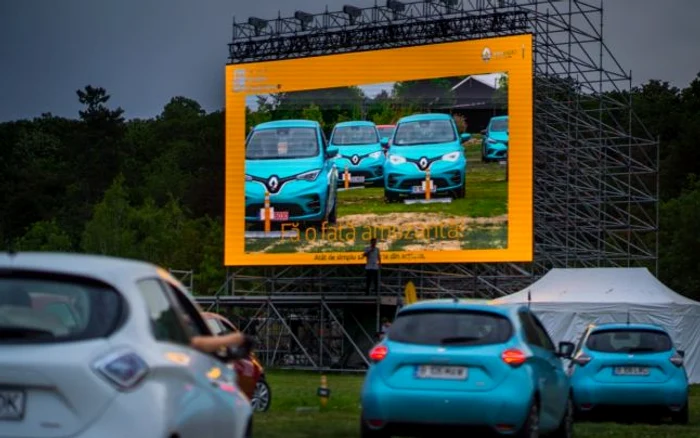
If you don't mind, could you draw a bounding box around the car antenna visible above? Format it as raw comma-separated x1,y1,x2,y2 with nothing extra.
626,310,630,325
527,290,531,309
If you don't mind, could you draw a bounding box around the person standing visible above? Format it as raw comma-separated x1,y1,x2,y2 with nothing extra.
362,238,381,295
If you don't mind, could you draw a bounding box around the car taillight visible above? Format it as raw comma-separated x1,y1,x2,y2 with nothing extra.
93,351,149,390
501,348,527,367
369,345,388,362
670,353,684,367
572,353,592,366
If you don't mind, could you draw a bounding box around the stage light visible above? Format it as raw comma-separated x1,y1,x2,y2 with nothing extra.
387,0,406,13
343,5,362,18
248,17,267,31
294,10,314,24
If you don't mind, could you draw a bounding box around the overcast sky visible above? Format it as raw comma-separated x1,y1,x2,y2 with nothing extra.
1,0,698,122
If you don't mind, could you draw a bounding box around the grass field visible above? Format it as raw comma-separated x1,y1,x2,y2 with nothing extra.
245,142,508,254
255,371,700,438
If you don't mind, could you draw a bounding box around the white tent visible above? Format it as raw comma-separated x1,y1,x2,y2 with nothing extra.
492,267,700,383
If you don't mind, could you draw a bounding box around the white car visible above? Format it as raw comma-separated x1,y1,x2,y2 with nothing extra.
0,252,252,438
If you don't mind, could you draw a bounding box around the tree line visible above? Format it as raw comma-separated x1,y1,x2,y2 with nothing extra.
1,73,700,298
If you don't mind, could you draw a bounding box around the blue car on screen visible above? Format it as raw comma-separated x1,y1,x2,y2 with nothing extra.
568,322,689,423
329,121,387,186
481,115,509,162
383,113,470,202
244,120,339,226
360,299,576,438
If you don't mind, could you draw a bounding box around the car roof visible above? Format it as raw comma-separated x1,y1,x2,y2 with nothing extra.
589,322,668,333
334,120,376,128
397,298,524,318
397,113,453,124
490,115,509,122
254,120,319,129
0,252,167,291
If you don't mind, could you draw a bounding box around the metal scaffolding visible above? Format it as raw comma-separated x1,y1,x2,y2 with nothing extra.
198,0,659,370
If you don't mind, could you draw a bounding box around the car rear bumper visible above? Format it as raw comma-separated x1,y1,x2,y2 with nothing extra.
360,376,532,431
572,377,688,408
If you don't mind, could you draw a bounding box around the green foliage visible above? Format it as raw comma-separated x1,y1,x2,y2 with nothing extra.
16,220,73,252
301,104,325,129
81,175,137,257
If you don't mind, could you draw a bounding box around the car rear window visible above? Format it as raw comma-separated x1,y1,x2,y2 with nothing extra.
0,275,123,344
387,309,513,346
586,329,673,353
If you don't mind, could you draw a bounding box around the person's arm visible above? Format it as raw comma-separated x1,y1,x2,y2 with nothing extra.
377,249,382,266
190,331,245,354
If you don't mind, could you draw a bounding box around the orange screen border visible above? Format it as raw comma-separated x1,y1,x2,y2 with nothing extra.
225,34,533,266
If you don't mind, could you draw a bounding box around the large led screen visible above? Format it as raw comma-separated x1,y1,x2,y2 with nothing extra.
225,34,533,266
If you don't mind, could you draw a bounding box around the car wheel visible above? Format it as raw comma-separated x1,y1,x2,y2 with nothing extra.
671,400,689,424
327,198,337,225
251,379,271,412
515,401,540,438
360,421,390,438
550,396,574,438
384,190,399,203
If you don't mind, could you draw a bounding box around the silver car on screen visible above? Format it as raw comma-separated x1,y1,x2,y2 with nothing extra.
0,252,252,438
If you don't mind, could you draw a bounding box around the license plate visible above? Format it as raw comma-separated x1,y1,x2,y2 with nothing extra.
411,184,437,194
258,209,289,221
614,366,649,376
273,211,289,220
416,365,468,380
341,175,365,183
0,388,25,420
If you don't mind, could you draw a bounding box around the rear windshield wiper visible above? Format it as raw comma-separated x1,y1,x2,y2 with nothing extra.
439,336,481,345
0,326,55,340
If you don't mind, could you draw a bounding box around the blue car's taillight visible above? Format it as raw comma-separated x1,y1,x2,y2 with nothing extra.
93,351,149,390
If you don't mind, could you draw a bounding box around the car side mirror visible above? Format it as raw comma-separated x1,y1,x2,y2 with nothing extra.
215,346,246,362
460,133,472,142
480,129,487,135
326,146,339,159
380,137,389,147
678,350,685,358
557,341,575,359
214,336,256,362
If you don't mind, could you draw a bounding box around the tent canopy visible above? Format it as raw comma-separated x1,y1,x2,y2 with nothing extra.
493,267,698,305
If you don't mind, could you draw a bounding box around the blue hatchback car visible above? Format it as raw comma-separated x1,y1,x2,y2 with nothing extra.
383,113,470,202
244,120,339,225
569,322,689,423
329,121,387,186
360,300,576,438
481,115,509,162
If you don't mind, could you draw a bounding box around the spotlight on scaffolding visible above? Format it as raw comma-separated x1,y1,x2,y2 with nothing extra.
343,5,362,25
294,10,314,30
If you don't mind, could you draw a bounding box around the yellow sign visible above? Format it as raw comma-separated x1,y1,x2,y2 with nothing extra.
225,35,533,266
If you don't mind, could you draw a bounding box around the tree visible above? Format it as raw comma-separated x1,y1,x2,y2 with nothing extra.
81,175,137,257
493,74,508,110
658,179,700,299
393,79,455,109
15,220,73,252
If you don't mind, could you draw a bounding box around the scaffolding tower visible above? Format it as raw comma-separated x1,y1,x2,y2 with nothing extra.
197,0,658,371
